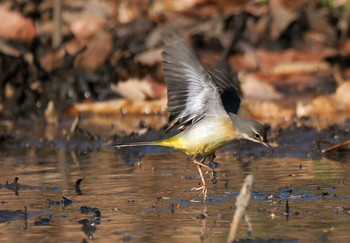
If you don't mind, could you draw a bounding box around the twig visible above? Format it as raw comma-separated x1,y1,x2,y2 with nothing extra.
227,174,254,243
322,138,350,153
52,0,63,49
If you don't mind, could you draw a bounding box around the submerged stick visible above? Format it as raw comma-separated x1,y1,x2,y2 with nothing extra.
227,174,254,243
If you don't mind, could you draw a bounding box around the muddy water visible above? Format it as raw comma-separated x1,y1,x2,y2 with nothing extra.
1,118,350,242
1,143,350,242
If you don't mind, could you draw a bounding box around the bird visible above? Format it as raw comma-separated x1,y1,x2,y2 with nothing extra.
116,32,272,200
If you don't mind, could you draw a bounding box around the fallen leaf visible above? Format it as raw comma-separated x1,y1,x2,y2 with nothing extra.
296,81,350,118
296,96,337,118
5,83,15,99
74,31,112,72
117,1,140,24
305,6,336,44
269,0,297,41
80,114,168,137
256,48,336,74
44,100,59,125
239,73,283,100
269,61,330,75
0,6,36,42
111,77,167,100
152,0,198,13
66,97,167,116
70,16,106,41
64,39,86,56
335,82,350,111
244,101,294,120
134,48,163,66
39,48,66,72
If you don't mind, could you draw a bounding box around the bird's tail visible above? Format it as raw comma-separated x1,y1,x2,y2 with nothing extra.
115,141,161,149
115,136,183,151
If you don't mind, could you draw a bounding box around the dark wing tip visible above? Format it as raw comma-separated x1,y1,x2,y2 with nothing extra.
209,66,241,114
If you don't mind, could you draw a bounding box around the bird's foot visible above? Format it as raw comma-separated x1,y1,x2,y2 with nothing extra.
191,164,208,201
191,184,207,200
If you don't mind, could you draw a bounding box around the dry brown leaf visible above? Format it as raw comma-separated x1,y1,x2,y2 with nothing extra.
256,48,336,74
117,1,140,24
269,0,297,41
64,39,86,56
111,77,166,100
269,61,330,75
134,48,163,66
296,96,337,118
44,100,59,125
85,115,168,137
0,6,36,42
296,82,350,118
305,6,335,44
342,39,350,54
5,83,15,99
239,73,283,100
152,0,198,13
244,101,294,120
66,97,167,116
74,31,112,72
70,16,106,41
39,48,66,72
229,51,258,72
335,82,350,111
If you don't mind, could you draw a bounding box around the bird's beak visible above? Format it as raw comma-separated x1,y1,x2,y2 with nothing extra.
262,141,273,152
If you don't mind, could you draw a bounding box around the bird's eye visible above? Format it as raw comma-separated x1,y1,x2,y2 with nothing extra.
255,134,260,139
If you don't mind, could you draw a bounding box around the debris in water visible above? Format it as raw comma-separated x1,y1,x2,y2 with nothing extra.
44,100,59,125
227,174,254,243
75,178,85,195
47,196,74,208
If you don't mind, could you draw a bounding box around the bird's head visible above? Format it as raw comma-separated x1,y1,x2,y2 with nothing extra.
229,113,272,151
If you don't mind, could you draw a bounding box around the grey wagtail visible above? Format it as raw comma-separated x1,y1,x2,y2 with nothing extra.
116,32,272,200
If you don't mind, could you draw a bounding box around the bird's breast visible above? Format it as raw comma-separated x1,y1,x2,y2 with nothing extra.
175,116,236,155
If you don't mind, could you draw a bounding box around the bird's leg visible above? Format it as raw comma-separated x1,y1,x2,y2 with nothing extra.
193,159,212,171
190,154,208,200
191,164,208,200
193,154,216,184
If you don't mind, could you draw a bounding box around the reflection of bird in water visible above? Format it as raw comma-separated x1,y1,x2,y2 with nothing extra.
116,32,272,200
79,210,101,240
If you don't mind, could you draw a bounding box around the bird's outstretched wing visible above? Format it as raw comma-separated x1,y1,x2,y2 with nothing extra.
209,65,241,114
162,33,227,128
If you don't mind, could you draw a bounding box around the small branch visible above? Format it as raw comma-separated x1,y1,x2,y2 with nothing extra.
227,174,254,243
52,0,63,49
322,138,350,153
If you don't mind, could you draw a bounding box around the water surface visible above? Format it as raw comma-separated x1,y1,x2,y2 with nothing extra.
1,142,350,242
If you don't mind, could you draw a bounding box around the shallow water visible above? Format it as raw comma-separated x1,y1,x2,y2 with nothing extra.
1,139,350,242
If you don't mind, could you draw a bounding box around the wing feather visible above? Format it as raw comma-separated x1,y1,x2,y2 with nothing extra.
209,66,241,114
162,33,227,128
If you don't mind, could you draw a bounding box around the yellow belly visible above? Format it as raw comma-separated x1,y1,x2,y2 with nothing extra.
156,117,236,155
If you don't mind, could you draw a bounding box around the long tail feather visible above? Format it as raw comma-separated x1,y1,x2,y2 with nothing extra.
115,141,159,149
115,135,185,152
